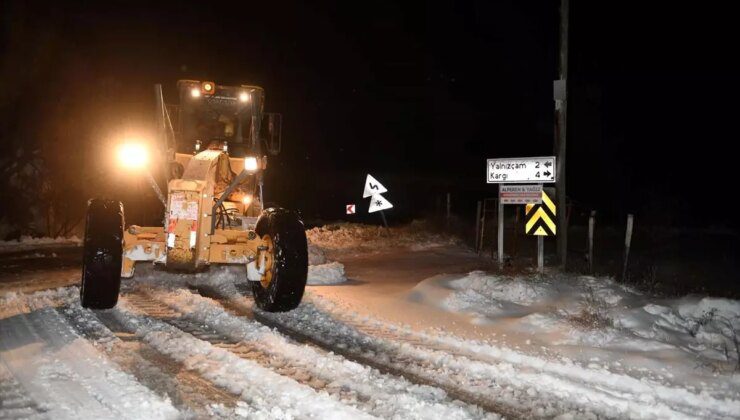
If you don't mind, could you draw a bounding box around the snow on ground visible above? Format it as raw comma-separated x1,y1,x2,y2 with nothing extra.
3,223,740,418
148,287,493,419
276,292,740,419
113,297,374,420
308,243,327,265
305,220,458,285
410,271,740,375
306,221,457,252
307,262,347,285
0,291,178,420
0,236,81,253
0,286,78,318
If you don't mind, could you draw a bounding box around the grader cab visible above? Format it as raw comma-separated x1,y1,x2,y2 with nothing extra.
80,81,307,312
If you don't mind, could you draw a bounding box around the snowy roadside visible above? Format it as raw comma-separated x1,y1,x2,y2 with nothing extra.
409,271,740,377
0,236,81,254
305,221,460,286
306,221,458,253
264,293,740,419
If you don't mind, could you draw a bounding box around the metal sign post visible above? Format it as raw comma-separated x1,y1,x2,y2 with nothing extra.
537,236,544,274
525,187,556,274
497,187,504,267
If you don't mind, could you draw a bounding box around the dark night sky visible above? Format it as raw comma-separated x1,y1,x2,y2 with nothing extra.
2,1,738,228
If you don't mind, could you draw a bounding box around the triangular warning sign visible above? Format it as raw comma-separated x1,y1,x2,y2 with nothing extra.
368,193,393,213
363,174,388,198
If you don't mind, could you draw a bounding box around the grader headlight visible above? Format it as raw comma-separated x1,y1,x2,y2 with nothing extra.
244,156,259,172
117,143,148,169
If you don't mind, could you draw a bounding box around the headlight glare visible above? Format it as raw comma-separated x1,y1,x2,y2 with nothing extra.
117,143,148,169
244,156,259,172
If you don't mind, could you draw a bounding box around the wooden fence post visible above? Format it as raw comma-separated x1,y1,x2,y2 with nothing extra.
588,210,595,274
621,214,634,281
475,201,482,253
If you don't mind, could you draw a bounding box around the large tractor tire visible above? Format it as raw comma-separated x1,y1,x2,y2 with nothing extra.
251,208,308,312
80,199,124,309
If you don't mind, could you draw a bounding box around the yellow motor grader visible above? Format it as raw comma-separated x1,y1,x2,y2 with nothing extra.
81,80,307,312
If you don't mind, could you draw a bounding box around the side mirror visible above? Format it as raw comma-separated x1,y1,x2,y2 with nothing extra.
262,113,282,155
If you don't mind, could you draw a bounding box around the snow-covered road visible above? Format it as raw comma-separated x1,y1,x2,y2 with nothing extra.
1,226,739,419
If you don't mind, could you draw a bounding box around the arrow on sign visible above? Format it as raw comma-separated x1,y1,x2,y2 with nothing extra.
363,174,388,198
543,171,552,177
544,161,552,167
368,193,393,213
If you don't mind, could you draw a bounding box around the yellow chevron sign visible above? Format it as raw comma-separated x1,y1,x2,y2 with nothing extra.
525,191,556,236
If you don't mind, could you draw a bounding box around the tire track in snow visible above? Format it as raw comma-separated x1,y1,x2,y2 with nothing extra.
138,286,497,420
122,293,333,389
184,285,521,419
113,293,374,420
57,303,242,418
0,301,178,420
253,298,739,420
300,295,740,420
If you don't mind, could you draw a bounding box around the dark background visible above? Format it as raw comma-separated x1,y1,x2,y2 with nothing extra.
1,1,738,237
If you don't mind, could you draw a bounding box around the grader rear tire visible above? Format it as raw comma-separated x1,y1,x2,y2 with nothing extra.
251,208,308,312
80,199,124,309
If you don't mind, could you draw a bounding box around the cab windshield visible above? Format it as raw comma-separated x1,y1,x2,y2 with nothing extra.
178,86,257,157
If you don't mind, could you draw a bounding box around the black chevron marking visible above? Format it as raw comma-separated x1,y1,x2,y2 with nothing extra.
526,218,555,236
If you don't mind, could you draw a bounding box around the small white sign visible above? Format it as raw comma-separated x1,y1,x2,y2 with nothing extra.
499,184,543,204
363,174,388,198
368,194,393,213
487,157,556,184
346,204,356,215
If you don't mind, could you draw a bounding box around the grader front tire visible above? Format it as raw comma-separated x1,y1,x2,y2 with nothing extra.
80,199,124,309
251,208,308,312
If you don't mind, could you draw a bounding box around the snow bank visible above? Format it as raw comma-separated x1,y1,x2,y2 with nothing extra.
411,271,740,377
308,243,327,265
0,235,81,253
307,262,347,285
306,221,457,252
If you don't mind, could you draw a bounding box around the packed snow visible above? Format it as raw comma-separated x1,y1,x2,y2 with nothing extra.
146,287,493,419
307,262,347,285
0,295,178,419
113,298,375,420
